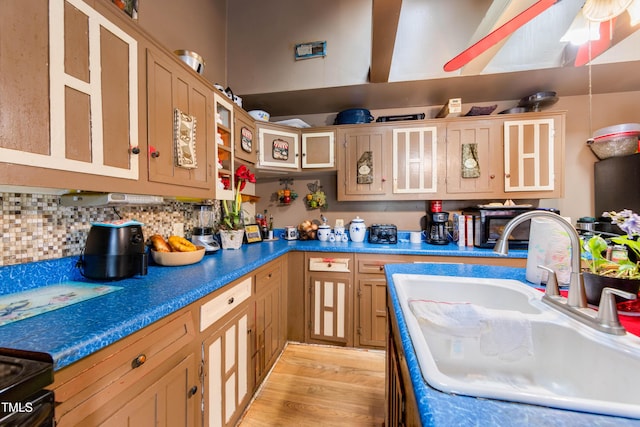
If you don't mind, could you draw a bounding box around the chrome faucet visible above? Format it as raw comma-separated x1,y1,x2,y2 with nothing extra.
494,210,636,335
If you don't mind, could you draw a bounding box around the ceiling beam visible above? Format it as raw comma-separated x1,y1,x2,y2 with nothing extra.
460,0,539,75
562,12,640,67
370,0,403,83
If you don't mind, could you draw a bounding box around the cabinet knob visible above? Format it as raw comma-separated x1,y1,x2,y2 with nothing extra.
228,297,235,305
131,353,147,368
151,151,160,158
188,385,198,398
490,174,495,179
149,145,160,158
130,146,140,155
379,265,384,271
505,173,511,178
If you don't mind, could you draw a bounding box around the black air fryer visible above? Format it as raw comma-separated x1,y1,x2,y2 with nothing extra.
81,221,148,281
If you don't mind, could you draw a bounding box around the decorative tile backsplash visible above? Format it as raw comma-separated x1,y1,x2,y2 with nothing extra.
0,193,221,267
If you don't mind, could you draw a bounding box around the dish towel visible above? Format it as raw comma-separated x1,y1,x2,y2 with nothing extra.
409,299,534,361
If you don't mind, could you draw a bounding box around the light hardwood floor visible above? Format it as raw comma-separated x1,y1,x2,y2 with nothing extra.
238,343,386,427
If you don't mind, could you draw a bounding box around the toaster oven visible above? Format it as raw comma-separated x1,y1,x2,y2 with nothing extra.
464,207,558,249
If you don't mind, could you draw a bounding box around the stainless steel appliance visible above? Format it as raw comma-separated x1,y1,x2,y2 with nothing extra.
191,205,219,253
81,220,148,281
425,212,449,245
464,206,558,248
0,348,54,426
368,224,397,244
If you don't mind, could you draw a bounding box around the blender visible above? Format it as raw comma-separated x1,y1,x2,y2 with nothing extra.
192,204,220,253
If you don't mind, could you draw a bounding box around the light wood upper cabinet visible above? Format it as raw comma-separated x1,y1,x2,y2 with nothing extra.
392,125,444,197
503,117,560,194
445,119,503,197
301,128,335,169
0,0,141,189
337,125,391,200
146,47,214,192
256,123,300,170
256,122,336,172
234,106,257,165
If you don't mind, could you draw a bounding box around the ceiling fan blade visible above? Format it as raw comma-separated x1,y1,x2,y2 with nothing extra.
444,0,558,72
574,19,614,67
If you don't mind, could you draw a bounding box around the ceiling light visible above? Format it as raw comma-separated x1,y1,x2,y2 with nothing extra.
583,0,633,22
627,0,640,25
560,11,601,44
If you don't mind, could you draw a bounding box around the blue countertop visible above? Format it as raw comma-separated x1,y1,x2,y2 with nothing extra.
0,238,524,370
8,236,635,425
384,263,640,426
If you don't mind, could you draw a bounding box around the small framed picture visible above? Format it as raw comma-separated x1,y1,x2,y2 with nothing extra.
244,224,263,244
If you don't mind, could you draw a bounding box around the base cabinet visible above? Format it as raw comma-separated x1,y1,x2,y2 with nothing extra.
305,254,354,346
203,307,251,427
101,353,198,427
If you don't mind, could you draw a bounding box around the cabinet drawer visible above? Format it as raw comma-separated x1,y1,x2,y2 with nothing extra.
309,257,350,272
255,260,282,293
357,258,406,274
200,277,252,332
53,310,195,426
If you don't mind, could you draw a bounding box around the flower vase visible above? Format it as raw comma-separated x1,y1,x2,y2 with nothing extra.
582,272,640,305
219,229,244,250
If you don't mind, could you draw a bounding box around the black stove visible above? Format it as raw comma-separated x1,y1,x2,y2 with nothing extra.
0,348,54,426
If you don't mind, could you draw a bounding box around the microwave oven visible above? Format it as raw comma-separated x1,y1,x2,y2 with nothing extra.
463,207,559,249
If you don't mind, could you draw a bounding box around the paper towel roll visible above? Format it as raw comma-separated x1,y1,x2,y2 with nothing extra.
526,217,572,285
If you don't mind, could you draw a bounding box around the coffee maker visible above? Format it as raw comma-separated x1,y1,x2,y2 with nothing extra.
425,200,449,245
191,204,219,253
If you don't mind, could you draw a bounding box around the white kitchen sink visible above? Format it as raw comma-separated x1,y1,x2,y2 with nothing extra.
393,273,640,419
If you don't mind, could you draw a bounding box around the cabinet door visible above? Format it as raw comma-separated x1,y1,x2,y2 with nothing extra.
308,272,352,346
146,47,213,191
234,107,257,165
254,281,281,386
337,126,391,200
503,118,557,193
446,120,503,196
101,353,198,427
204,307,251,427
392,126,441,195
356,277,387,348
215,94,235,200
0,0,139,180
257,123,300,170
301,129,335,169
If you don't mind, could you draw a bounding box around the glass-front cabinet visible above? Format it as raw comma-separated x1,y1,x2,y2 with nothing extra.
215,94,235,200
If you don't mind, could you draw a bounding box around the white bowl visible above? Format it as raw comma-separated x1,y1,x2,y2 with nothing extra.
151,246,205,266
248,110,270,122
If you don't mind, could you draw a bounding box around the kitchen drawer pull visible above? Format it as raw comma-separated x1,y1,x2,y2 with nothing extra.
131,354,147,369
188,385,198,398
228,297,235,304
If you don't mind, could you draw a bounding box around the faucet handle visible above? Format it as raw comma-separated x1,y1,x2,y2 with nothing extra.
538,265,560,297
596,287,637,335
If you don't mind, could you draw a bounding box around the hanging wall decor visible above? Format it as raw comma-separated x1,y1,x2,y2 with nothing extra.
276,178,298,205
174,108,197,169
357,151,373,184
305,181,327,210
461,143,481,178
241,126,253,153
272,138,289,160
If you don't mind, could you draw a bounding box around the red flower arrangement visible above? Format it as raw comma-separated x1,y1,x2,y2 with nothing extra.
221,165,256,230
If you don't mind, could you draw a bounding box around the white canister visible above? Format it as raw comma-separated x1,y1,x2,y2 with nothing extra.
317,225,331,242
349,217,366,243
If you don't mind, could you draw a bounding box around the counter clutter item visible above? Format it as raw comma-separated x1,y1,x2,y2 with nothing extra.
349,217,366,242
150,246,205,266
248,110,270,122
174,50,205,75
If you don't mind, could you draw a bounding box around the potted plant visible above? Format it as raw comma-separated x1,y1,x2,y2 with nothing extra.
581,209,640,305
219,165,256,249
